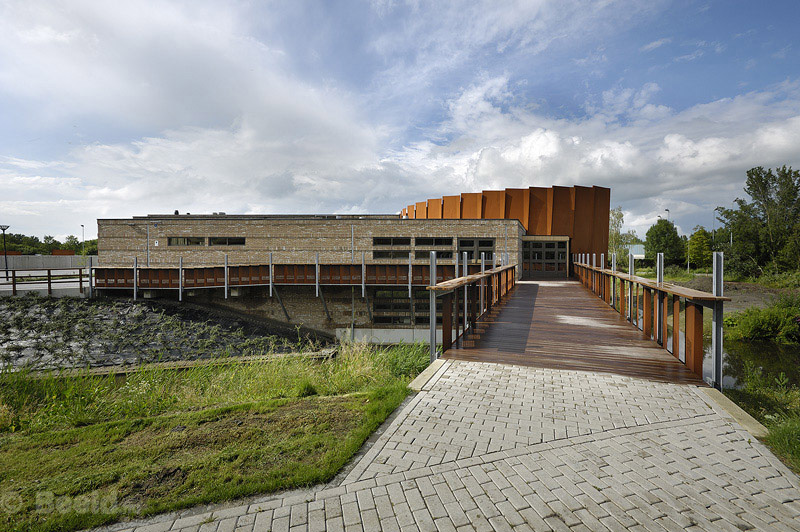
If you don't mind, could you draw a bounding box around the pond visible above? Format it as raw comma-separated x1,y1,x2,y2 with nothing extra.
719,339,800,389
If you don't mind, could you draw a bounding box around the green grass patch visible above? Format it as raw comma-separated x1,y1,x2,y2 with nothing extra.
0,342,429,532
724,294,800,344
751,270,800,290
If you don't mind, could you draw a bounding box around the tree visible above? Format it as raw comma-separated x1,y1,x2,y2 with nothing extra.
644,219,684,265
687,226,712,268
717,165,800,275
608,206,640,268
64,235,80,252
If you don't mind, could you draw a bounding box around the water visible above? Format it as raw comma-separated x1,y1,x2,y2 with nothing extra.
715,339,800,389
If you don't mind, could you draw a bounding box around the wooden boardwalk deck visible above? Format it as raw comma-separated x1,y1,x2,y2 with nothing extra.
444,280,705,385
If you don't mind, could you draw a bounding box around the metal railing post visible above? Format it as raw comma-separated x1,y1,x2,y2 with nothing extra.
628,252,634,321
592,253,596,294
88,256,93,298
600,253,605,300
656,253,664,344
315,252,320,297
429,251,437,362
133,257,138,300
269,252,273,297
179,256,183,302
610,253,616,307
408,252,413,299
480,252,485,314
462,252,468,333
712,252,725,389
224,254,229,299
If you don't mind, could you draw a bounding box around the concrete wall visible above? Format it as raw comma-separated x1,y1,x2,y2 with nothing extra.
3,255,98,270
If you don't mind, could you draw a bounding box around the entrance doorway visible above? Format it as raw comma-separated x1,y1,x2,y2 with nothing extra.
522,238,569,279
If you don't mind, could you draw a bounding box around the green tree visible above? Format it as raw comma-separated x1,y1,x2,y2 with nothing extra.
64,235,80,252
688,226,712,268
608,206,640,268
644,219,684,265
717,165,800,275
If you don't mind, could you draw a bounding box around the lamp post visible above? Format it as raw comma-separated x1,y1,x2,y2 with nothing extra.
664,209,670,222
0,225,8,280
81,224,85,257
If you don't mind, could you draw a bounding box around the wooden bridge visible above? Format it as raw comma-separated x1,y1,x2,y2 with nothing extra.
428,256,729,388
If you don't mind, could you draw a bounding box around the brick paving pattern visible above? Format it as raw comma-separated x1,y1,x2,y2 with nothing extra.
95,360,800,532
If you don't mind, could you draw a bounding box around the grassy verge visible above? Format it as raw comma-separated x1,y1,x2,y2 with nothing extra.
723,294,800,344
724,362,800,475
0,342,428,532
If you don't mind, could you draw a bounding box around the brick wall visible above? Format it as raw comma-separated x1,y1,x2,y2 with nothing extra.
97,216,522,269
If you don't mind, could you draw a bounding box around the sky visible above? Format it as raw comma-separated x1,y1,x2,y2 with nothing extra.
1,0,799,241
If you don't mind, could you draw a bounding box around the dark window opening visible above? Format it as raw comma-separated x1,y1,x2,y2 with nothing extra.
209,237,246,246
416,251,453,259
167,237,205,246
373,250,410,259
372,237,411,246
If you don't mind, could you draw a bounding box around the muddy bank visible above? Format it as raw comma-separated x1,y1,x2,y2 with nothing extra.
671,276,785,313
0,295,331,370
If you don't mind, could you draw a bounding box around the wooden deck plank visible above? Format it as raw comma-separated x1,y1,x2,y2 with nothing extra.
444,280,705,385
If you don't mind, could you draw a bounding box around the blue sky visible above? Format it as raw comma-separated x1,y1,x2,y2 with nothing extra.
1,0,799,240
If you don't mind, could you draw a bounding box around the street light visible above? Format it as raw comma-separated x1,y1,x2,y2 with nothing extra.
0,225,8,281
664,209,670,222
81,224,85,257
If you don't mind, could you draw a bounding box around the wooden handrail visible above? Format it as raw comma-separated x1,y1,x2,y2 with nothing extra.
573,260,725,387
428,264,517,357
426,264,516,291
575,263,730,302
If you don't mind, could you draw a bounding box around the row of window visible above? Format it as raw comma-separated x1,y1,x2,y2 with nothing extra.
373,251,456,259
167,237,246,247
524,241,567,249
373,237,453,247
372,237,496,248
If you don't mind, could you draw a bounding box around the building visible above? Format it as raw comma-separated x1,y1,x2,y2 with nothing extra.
96,185,609,341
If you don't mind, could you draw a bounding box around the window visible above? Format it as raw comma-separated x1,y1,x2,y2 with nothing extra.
458,238,495,263
373,250,410,259
167,237,205,246
372,237,411,246
416,237,453,246
209,237,246,246
416,251,452,259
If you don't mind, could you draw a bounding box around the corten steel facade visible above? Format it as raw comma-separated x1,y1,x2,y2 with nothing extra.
401,185,610,258
95,185,609,341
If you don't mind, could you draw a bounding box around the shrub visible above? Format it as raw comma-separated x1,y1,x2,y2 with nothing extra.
726,295,800,343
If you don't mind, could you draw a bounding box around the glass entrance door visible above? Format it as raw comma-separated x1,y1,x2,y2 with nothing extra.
522,240,568,279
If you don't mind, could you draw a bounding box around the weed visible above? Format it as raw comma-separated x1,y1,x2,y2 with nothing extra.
0,343,428,532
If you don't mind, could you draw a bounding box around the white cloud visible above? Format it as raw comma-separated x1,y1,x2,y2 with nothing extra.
640,38,671,52
1,0,799,243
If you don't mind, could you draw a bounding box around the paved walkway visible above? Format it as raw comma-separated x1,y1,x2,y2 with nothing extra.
98,359,800,532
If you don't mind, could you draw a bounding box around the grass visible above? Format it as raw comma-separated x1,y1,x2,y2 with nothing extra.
635,265,697,283
724,294,800,343
0,342,429,532
752,270,800,290
724,361,800,475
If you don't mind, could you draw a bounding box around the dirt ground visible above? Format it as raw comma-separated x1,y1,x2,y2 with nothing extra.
674,276,787,313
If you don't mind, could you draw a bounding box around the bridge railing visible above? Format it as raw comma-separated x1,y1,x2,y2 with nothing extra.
573,252,728,388
427,252,517,363
0,265,93,296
